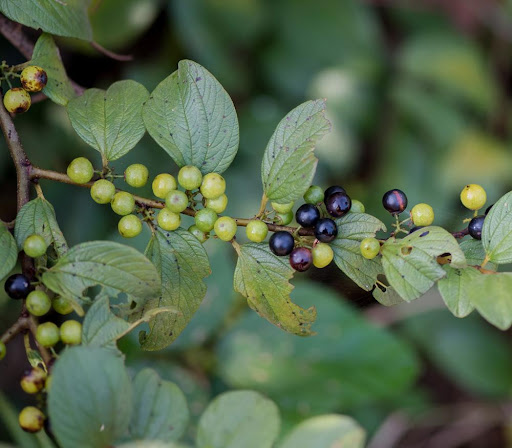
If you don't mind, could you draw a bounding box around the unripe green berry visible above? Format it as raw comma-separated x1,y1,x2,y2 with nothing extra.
3,88,31,114
157,208,181,231
188,225,208,243
350,199,365,213
200,173,226,199
205,194,228,214
152,173,177,199
275,210,293,226
20,66,48,92
165,190,189,213
194,208,218,233
411,203,434,226
35,322,59,348
118,215,142,238
60,320,82,345
360,237,380,260
111,191,135,216
91,179,116,204
67,157,94,184
23,234,47,258
178,165,202,190
124,164,149,188
460,184,486,210
214,216,237,241
19,407,44,433
271,201,294,214
0,341,6,360
20,367,47,394
45,375,52,392
246,220,268,243
312,243,334,268
26,290,51,317
303,186,324,205
52,296,73,315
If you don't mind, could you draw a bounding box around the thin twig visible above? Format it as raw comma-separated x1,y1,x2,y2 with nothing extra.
90,41,133,61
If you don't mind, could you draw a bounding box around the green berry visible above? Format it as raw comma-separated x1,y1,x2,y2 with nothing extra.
20,367,47,394
45,375,52,392
3,88,30,114
60,320,82,345
67,157,94,184
350,200,365,213
26,290,51,317
35,322,59,348
188,225,208,243
246,220,268,243
157,208,181,231
165,190,189,213
124,164,149,188
118,215,142,238
303,186,324,205
205,194,228,214
0,341,6,360
152,173,177,199
360,237,380,260
214,216,237,241
91,179,116,204
111,191,135,216
312,243,334,268
20,66,47,92
52,296,73,315
19,407,44,433
411,203,434,226
194,208,218,233
271,201,294,214
178,165,202,190
460,184,486,210
200,173,226,199
275,210,293,226
23,234,47,258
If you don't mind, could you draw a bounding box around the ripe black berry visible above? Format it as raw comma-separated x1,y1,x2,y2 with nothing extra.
295,204,320,228
409,226,424,234
4,274,31,300
324,186,345,203
269,231,295,256
468,215,485,240
485,204,494,215
314,218,338,243
325,192,351,218
289,247,313,272
382,189,408,215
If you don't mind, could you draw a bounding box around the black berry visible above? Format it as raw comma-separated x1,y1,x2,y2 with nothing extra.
314,218,338,243
325,192,351,218
468,215,485,240
382,189,408,215
409,226,424,234
289,247,313,272
4,274,31,300
295,204,320,228
324,186,345,203
269,231,295,256
485,204,494,215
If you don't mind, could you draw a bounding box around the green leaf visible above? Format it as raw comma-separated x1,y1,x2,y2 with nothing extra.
234,243,316,336
0,0,92,40
196,391,280,448
279,415,365,448
67,80,149,161
438,266,481,318
143,60,239,174
261,99,330,203
482,191,512,264
30,34,75,106
48,346,132,448
130,368,189,442
0,224,17,282
372,285,405,307
381,226,466,302
330,213,386,291
118,443,188,448
460,239,497,270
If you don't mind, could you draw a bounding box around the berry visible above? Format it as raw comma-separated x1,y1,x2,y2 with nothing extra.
289,247,313,272
111,191,135,216
460,184,486,211
325,192,351,218
157,208,181,231
152,173,177,199
45,375,52,392
19,407,44,433
382,189,408,215
295,204,320,228
271,202,294,214
303,185,324,205
188,225,208,243
20,367,47,394
3,88,31,114
468,215,485,240
23,234,47,258
60,320,82,345
35,322,59,348
52,296,73,315
485,204,494,215
118,215,142,238
125,164,149,188
5,274,31,300
91,179,116,204
246,220,268,243
200,173,226,199
0,341,5,360
165,190,189,213
178,165,202,190
410,203,434,227
360,237,380,259
26,290,51,317
409,226,424,234
312,243,334,268
214,216,237,241
314,218,338,243
269,231,294,256
275,210,293,226
194,208,218,233
67,157,94,184
20,66,48,92
350,200,365,213
205,194,228,214
324,186,345,202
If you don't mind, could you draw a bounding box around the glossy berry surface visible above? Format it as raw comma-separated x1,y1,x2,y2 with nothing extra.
188,225,208,243
350,200,365,213
118,215,142,238
200,173,226,199
91,179,116,204
0,341,5,361
289,247,313,272
314,218,338,243
382,189,408,215
67,157,94,184
125,164,149,188
23,234,47,258
5,274,31,300
157,208,181,231
324,186,345,202
460,184,486,211
26,290,51,317
205,194,228,214
303,185,324,205
468,215,485,240
312,243,334,268
3,88,31,113
152,173,177,199
325,192,351,218
165,190,189,213
275,210,293,226
178,165,202,190
20,66,48,92
111,192,135,216
60,320,82,345
410,203,434,227
360,237,380,259
295,204,320,227
246,220,268,243
19,407,44,433
194,208,218,232
269,231,295,256
35,322,60,348
214,216,237,241
52,296,73,315
20,367,47,394
271,201,294,214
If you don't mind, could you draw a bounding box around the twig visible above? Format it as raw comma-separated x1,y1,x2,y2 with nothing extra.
90,41,133,61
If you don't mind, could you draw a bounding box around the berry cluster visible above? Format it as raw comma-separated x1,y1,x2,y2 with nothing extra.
2,66,48,114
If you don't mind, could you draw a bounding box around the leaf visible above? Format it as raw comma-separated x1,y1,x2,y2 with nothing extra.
0,224,17,282
196,391,280,448
381,226,466,302
372,285,405,307
261,99,330,203
330,213,386,291
143,60,239,174
48,347,132,448
438,266,480,318
14,198,68,257
130,368,189,442
279,415,365,448
118,443,189,448
234,243,316,336
41,241,160,309
67,80,149,161
460,239,497,270
482,191,512,264
0,0,92,40
30,34,75,106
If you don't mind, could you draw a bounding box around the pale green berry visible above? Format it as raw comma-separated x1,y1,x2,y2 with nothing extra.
157,208,181,231
111,192,135,216
205,194,228,214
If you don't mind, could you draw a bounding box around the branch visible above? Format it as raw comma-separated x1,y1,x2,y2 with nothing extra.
90,41,133,61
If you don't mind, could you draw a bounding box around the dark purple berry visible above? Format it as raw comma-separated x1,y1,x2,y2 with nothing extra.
269,231,295,256
324,186,346,204
325,192,351,218
382,189,408,215
4,274,31,300
485,204,494,215
295,204,320,228
468,215,485,240
409,226,424,234
289,247,313,272
314,218,338,243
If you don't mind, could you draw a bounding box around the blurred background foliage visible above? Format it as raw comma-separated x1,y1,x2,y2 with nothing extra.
2,0,512,446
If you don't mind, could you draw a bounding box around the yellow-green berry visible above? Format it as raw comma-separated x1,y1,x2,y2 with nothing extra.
23,234,47,258
271,201,294,214
350,200,365,213
246,220,268,243
200,173,226,199
188,225,208,243
125,164,149,188
275,210,293,226
3,88,31,114
91,179,116,204
312,243,334,268
195,208,218,233
20,66,47,92
214,216,237,241
152,173,177,199
118,215,142,238
165,190,189,213
35,322,59,348
411,203,434,227
460,184,487,211
303,186,324,205
360,237,380,260
18,407,44,433
157,208,181,231
60,320,82,345
178,165,202,190
111,191,135,216
20,367,47,394
205,194,228,214
67,157,94,184
52,296,74,315
26,290,51,317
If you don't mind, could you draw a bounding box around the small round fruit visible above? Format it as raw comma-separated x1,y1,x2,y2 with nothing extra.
5,274,31,300
188,225,208,243
35,322,59,348
303,185,324,205
67,157,94,184
165,190,189,213
289,247,313,272
214,216,237,241
20,66,48,92
325,192,351,218
295,204,320,228
200,173,226,199
485,204,494,215
312,243,334,268
246,220,268,243
382,189,408,215
124,164,149,188
350,200,365,213
411,203,434,227
152,173,177,199
26,290,51,317
271,202,294,214
360,237,380,259
52,296,73,315
91,179,116,204
111,191,135,216
324,186,345,202
409,226,424,234
269,231,294,256
205,194,228,214
118,215,142,238
23,234,47,258
468,215,485,240
0,341,5,361
195,208,218,233
275,210,293,226
314,218,338,243
178,165,202,190
20,367,47,394
157,208,181,231
460,184,486,211
3,88,31,114
19,407,44,433
60,320,82,345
